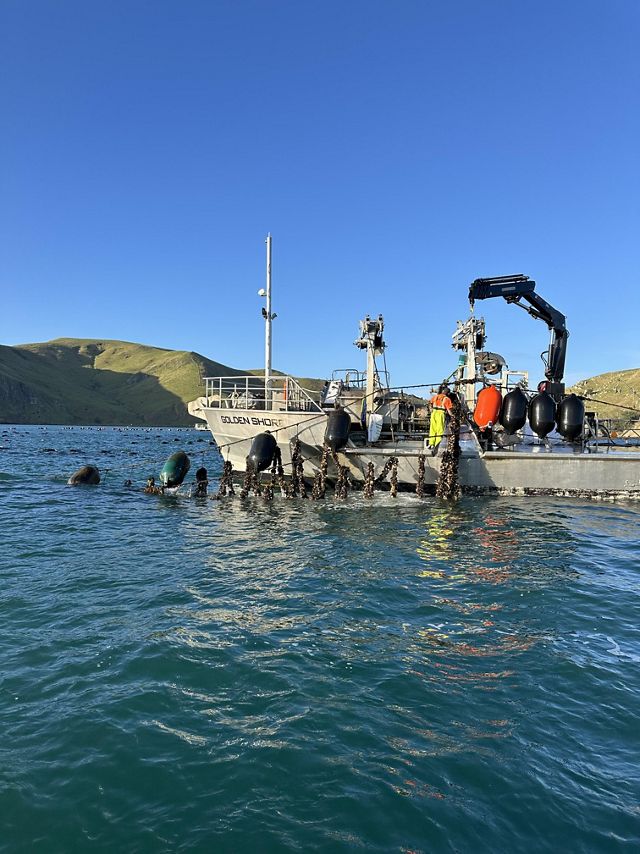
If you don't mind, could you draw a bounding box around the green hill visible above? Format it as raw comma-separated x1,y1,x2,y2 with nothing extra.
3,337,637,426
248,367,326,393
569,369,640,422
0,338,247,426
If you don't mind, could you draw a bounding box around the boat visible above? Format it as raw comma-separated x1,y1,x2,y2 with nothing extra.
191,239,640,500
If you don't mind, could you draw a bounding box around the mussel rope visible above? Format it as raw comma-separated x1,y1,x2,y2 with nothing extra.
416,454,426,498
390,457,398,498
271,446,291,498
330,450,350,500
295,451,307,498
361,455,399,498
216,460,235,497
435,398,462,501
363,462,375,499
240,460,262,498
374,457,396,484
290,440,304,497
311,444,330,499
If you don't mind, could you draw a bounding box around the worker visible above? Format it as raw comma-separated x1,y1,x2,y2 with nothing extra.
429,384,453,451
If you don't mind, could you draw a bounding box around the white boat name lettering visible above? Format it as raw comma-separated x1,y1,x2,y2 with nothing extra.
221,415,282,427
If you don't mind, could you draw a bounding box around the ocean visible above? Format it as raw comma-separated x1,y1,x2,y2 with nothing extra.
1,425,639,852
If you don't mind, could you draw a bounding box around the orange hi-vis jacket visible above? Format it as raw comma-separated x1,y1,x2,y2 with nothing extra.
430,393,452,412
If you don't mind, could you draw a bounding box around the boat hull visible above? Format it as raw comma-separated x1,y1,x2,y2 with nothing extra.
202,407,329,476
202,407,640,499
464,450,640,499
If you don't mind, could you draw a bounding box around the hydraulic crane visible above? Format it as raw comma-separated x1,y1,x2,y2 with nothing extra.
468,274,568,401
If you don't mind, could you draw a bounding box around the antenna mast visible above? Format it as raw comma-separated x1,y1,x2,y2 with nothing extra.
264,233,272,407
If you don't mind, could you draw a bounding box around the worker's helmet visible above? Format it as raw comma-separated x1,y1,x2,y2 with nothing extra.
439,384,450,394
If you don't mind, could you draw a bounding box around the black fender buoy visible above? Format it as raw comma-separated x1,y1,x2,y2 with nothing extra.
160,451,191,487
248,432,277,472
557,394,585,440
68,465,100,485
528,391,557,438
499,388,528,433
195,467,208,483
324,408,351,451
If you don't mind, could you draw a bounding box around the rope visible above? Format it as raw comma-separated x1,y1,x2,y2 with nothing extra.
578,396,640,415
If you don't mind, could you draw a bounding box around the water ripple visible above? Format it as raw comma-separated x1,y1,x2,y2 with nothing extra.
1,427,639,852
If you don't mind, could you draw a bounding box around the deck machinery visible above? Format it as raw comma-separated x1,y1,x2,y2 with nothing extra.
468,274,568,401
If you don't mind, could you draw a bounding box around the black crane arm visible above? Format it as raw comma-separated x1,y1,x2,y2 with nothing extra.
468,274,568,395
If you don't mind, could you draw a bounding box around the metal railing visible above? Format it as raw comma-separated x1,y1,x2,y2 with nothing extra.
585,418,640,452
203,375,322,413
331,368,367,388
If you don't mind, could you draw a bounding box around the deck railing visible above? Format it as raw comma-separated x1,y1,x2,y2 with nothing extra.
203,376,323,413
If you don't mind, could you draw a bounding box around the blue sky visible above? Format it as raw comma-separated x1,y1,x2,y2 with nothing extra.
2,0,639,388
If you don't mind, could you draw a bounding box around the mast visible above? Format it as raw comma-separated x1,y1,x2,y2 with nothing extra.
451,313,485,407
355,315,385,428
264,233,272,407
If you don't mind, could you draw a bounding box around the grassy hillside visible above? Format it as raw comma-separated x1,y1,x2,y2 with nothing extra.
249,368,326,393
569,369,640,422
0,338,247,426
5,336,635,426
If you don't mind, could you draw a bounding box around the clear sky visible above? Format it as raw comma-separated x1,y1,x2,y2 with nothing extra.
2,0,639,388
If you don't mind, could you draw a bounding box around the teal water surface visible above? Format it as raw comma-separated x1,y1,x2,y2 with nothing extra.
1,426,639,852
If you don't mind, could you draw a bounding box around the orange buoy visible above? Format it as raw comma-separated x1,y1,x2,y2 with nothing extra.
473,385,502,429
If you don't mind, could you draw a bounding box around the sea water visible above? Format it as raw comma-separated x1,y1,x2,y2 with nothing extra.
1,426,639,853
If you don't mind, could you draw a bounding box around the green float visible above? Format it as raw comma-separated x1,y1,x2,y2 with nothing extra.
159,451,191,488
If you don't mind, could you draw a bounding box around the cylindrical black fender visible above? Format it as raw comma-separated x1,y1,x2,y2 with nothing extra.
160,451,191,487
324,408,351,451
248,432,277,472
499,387,528,433
557,394,585,440
68,465,100,485
528,391,557,438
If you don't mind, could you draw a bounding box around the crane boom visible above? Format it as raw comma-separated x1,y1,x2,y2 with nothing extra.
468,274,568,399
